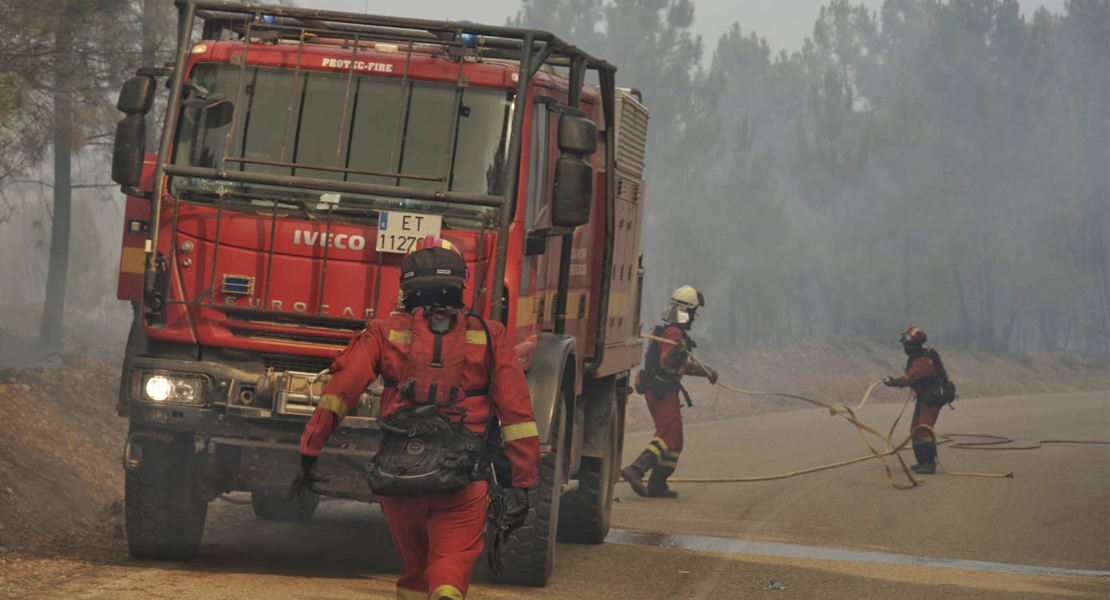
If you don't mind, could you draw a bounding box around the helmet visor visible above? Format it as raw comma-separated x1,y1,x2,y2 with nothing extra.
662,304,691,324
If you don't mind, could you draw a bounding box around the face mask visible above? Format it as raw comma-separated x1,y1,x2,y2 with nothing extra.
426,307,458,335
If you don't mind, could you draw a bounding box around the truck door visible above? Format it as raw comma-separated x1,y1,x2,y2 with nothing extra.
518,100,556,356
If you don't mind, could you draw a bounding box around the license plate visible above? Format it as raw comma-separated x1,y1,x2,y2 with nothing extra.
376,211,442,254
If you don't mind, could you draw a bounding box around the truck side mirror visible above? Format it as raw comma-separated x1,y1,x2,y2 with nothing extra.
117,76,156,115
112,114,146,187
113,75,155,188
524,230,548,255
558,112,597,155
551,110,597,228
205,99,236,129
551,155,592,228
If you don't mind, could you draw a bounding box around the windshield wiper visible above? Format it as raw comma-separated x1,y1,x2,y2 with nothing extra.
179,188,317,221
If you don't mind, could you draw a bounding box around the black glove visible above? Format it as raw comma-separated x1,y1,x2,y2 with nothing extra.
486,485,531,575
504,487,531,530
288,454,329,508
883,376,905,388
705,367,719,385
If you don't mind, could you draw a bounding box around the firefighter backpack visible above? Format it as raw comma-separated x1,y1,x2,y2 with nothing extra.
364,311,494,497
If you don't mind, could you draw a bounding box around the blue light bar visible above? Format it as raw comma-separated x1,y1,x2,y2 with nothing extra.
457,20,478,48
249,14,279,25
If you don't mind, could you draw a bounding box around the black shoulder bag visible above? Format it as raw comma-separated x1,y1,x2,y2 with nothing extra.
365,314,497,497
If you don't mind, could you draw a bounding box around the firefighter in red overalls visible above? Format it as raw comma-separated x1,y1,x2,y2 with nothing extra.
621,285,717,498
289,236,540,600
884,326,953,475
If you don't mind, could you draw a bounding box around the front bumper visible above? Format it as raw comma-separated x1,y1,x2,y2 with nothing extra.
121,353,383,501
121,353,380,453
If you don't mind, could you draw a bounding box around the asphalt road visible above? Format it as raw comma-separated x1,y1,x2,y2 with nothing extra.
2,390,1108,600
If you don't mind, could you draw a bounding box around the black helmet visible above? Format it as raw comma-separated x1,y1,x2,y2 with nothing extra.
399,235,467,309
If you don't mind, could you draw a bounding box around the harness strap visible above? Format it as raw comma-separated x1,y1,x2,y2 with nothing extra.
383,379,488,398
678,382,694,408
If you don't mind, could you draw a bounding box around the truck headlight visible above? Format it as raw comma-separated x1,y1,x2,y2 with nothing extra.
145,376,173,401
142,374,206,405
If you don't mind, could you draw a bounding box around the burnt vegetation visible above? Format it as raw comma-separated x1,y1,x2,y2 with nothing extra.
517,0,1110,355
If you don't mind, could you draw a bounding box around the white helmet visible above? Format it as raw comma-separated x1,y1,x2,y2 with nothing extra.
661,285,705,324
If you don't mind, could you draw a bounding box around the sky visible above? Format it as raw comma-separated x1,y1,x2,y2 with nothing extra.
312,0,1069,54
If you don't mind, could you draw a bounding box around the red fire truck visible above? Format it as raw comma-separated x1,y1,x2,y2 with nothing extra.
110,1,647,586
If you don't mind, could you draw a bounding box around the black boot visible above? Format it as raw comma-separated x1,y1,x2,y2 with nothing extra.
911,441,937,475
911,442,926,471
621,449,657,497
911,462,936,474
646,465,678,498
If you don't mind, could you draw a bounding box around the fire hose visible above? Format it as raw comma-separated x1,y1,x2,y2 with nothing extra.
638,334,1109,489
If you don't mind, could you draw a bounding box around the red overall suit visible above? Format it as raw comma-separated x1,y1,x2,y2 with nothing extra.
623,324,712,497
299,311,540,600
889,353,942,470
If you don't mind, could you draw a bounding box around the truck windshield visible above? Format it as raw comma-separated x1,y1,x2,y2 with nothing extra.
171,63,513,228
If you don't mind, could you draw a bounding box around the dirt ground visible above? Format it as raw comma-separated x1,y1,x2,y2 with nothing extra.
0,334,1105,557
0,357,127,556
1,392,1106,600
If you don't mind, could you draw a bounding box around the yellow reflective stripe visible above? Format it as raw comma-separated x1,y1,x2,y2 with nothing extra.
396,587,426,600
389,329,412,344
517,291,592,327
428,585,464,600
119,247,145,274
650,437,670,453
659,460,679,468
465,330,488,345
517,295,538,328
317,394,348,421
665,450,681,460
501,421,539,442
646,444,663,458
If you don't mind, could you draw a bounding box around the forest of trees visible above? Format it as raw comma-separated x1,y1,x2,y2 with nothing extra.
0,0,1106,356
515,0,1109,355
0,0,175,352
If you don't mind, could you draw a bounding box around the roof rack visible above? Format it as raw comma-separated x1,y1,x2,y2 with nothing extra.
179,0,615,73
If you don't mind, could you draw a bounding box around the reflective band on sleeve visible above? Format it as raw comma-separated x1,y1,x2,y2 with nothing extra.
465,330,488,345
501,421,539,442
317,394,348,420
389,329,412,344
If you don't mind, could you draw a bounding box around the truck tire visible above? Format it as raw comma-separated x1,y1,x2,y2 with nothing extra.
125,432,208,560
492,393,567,586
251,489,319,522
557,402,619,544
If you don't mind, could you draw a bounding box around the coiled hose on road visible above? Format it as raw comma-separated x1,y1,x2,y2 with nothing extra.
638,334,1109,490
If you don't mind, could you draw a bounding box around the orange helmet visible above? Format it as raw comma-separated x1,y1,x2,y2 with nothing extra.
900,326,927,345
400,235,467,308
